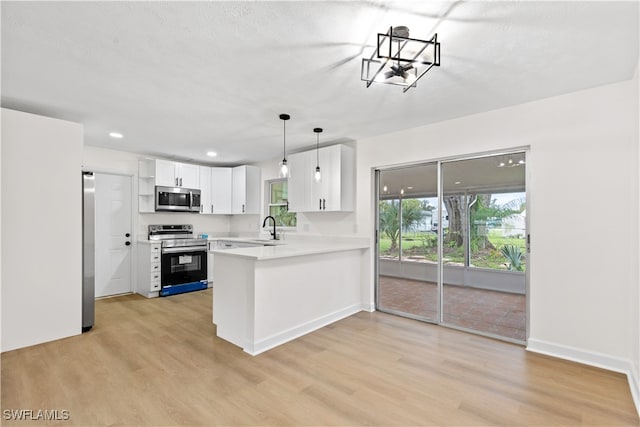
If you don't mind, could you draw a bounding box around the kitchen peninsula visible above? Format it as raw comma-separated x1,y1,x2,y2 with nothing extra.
212,238,371,355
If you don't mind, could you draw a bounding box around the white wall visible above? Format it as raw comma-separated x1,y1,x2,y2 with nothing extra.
1,109,83,352
356,79,638,394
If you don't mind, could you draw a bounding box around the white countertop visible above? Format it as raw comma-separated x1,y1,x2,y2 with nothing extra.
207,236,287,246
211,238,370,260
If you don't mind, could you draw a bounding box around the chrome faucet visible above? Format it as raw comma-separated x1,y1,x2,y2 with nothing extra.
262,216,277,240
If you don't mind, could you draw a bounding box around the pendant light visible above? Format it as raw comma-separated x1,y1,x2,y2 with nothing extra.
278,114,290,178
313,127,323,182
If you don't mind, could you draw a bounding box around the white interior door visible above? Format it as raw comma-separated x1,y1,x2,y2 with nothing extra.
95,173,132,297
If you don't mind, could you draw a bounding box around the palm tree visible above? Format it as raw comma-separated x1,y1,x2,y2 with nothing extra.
379,199,428,251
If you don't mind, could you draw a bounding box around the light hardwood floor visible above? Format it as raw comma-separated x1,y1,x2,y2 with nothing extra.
2,289,638,426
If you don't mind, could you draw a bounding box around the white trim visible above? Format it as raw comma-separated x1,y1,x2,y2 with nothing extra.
527,338,639,416
630,364,640,417
244,304,365,356
93,171,137,297
362,302,375,312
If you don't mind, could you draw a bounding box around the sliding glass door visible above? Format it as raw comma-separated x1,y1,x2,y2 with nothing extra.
440,153,526,341
377,163,439,322
375,151,527,343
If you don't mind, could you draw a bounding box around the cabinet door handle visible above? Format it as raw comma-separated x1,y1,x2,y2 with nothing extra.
179,177,183,186
175,177,178,186
323,199,326,210
242,204,245,213
319,198,322,210
211,204,213,213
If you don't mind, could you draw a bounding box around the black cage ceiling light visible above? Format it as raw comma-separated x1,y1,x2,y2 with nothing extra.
361,26,440,93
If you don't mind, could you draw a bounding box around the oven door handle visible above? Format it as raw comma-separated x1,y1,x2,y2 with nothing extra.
161,246,207,254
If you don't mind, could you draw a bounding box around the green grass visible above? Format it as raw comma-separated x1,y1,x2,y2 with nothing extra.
379,229,526,271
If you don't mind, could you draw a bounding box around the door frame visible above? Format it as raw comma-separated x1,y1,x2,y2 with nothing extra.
83,168,137,298
373,147,530,344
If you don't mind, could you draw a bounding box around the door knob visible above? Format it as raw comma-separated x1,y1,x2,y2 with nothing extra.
125,241,131,246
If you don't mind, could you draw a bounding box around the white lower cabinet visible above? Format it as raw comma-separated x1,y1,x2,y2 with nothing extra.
137,242,161,298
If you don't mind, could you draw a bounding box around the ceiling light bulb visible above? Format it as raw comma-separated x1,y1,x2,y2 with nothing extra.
206,151,217,157
314,167,322,182
518,159,525,165
498,162,505,167
508,158,513,164
109,132,123,139
400,188,405,195
383,185,388,192
279,160,289,178
407,186,414,190
455,181,461,185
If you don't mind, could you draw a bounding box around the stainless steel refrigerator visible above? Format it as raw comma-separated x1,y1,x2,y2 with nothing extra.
82,171,95,332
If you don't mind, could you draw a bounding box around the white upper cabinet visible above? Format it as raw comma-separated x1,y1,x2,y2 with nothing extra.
198,166,213,214
139,158,257,215
288,150,313,212
177,163,199,188
199,166,232,214
155,159,199,188
287,144,354,212
211,167,232,214
232,165,261,214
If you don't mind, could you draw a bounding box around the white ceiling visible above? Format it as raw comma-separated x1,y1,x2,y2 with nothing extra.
2,1,638,166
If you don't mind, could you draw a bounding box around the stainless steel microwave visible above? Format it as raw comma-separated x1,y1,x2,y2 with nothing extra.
155,186,201,212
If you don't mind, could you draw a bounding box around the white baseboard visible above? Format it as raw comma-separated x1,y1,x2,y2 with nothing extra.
629,364,640,418
527,338,639,416
246,304,363,356
361,302,375,312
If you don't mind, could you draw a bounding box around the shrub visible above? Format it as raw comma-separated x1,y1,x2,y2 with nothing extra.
501,244,523,271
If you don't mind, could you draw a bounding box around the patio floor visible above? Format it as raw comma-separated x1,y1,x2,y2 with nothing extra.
378,275,526,341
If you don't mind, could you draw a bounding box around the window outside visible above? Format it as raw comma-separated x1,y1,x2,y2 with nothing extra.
268,180,296,227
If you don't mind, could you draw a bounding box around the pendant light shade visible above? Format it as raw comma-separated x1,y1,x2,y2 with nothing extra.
279,114,290,178
313,127,323,182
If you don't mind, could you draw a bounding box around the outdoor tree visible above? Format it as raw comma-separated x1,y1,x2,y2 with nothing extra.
379,199,428,251
443,193,524,249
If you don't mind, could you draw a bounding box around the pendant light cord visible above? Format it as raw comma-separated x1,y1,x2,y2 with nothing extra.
316,133,319,167
283,119,286,162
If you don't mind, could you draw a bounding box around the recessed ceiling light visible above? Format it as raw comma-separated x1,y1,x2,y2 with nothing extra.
109,132,123,139
407,186,414,190
455,181,461,185
206,151,217,157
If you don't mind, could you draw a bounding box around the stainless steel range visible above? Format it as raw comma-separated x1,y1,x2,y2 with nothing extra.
149,224,208,296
